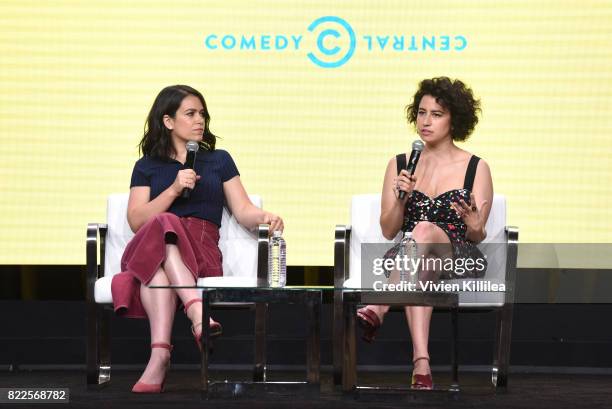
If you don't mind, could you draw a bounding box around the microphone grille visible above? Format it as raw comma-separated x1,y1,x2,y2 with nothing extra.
186,141,200,153
412,140,424,151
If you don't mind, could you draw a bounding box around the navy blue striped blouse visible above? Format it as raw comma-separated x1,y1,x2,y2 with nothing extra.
130,149,240,227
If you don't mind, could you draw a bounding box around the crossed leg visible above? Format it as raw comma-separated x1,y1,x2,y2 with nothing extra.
357,221,452,380
404,222,452,378
135,243,218,386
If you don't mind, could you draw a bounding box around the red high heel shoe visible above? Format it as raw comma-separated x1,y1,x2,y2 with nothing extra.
356,307,381,343
411,356,433,390
184,298,223,352
131,343,173,394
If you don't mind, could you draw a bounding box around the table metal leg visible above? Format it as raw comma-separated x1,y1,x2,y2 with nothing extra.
201,291,211,396
253,302,267,382
306,292,321,384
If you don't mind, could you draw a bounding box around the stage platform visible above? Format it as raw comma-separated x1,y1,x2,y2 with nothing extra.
1,368,611,408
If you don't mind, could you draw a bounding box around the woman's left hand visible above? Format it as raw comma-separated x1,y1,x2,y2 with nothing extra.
451,192,488,232
263,212,284,235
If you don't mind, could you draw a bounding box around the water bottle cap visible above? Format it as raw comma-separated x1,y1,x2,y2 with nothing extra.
273,230,282,237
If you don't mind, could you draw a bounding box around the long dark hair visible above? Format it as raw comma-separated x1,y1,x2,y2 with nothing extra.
139,85,217,159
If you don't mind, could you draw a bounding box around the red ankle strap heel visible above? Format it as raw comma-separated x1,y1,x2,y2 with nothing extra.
150,342,173,351
184,298,223,353
131,343,173,394
357,307,382,343
183,298,203,315
411,356,433,390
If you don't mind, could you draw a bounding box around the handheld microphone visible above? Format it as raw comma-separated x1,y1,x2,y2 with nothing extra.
399,140,424,200
181,141,200,199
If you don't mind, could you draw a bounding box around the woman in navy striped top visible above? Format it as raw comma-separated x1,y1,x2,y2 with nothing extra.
111,85,284,393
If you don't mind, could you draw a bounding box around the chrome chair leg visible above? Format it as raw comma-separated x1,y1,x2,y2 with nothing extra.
201,292,211,396
87,303,111,386
342,300,357,392
450,306,459,391
332,290,343,386
492,304,513,388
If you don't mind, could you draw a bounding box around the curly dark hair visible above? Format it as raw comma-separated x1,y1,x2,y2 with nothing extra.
406,77,481,142
139,85,217,160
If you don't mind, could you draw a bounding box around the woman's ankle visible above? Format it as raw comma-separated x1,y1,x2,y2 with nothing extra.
369,305,387,322
150,348,171,365
412,356,431,374
185,307,201,324
139,353,170,383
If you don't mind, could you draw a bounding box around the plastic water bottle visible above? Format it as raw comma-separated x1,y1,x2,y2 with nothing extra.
405,232,418,286
268,230,286,287
399,232,418,286
398,232,409,283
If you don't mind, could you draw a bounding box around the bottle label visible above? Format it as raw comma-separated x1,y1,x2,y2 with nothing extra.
269,239,281,287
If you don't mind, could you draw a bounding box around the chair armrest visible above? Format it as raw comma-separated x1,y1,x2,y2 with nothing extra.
86,223,107,304
334,225,351,288
504,226,519,303
257,224,270,286
506,226,519,245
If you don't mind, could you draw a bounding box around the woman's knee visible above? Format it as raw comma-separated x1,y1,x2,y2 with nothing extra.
153,212,180,224
412,221,438,243
148,267,170,285
139,212,180,229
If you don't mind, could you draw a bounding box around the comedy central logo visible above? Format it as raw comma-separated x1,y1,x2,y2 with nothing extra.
306,16,356,68
204,16,467,69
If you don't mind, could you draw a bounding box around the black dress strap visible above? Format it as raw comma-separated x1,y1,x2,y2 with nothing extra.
396,153,407,175
463,155,481,192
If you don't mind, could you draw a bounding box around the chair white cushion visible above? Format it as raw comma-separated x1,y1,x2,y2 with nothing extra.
94,275,114,303
469,194,507,306
218,195,261,278
103,193,135,281
347,194,399,290
343,276,361,289
346,193,508,307
198,276,258,288
96,193,262,304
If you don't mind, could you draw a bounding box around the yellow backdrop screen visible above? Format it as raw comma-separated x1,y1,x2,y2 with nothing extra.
1,1,611,266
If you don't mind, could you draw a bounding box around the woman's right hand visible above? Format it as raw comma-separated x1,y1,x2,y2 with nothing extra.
393,169,417,201
171,169,201,196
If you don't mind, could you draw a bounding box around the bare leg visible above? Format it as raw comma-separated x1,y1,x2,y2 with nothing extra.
405,306,433,374
136,267,177,385
358,252,403,324
358,231,441,325
404,221,452,376
163,243,219,333
357,247,412,343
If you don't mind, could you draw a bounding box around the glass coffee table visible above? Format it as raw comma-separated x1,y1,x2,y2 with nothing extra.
152,283,332,398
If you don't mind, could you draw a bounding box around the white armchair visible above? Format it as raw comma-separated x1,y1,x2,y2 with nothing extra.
333,193,518,390
86,193,268,385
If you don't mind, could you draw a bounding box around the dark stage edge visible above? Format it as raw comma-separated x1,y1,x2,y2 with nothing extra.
1,369,612,408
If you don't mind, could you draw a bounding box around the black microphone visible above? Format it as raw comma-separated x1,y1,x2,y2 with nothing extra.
181,141,200,199
399,140,424,200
